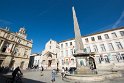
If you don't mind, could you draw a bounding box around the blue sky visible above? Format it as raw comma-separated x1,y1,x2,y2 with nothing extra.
0,0,124,53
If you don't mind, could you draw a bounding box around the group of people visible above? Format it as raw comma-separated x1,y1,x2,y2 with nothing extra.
51,67,66,83
0,65,75,83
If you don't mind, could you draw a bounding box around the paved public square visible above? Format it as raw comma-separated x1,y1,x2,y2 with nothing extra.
20,70,124,83
1,70,124,83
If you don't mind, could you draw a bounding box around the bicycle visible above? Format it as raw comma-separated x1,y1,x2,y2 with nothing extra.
14,73,23,83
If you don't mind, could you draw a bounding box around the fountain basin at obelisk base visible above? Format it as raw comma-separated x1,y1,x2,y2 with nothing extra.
65,71,122,82
65,53,122,82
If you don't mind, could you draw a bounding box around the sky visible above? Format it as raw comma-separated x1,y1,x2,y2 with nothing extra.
0,0,124,53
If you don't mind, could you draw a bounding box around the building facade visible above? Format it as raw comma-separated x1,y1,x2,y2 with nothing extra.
41,39,60,69
0,28,32,69
41,27,124,70
28,53,42,68
59,27,124,70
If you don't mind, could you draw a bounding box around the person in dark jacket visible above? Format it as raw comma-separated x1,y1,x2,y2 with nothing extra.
12,66,23,82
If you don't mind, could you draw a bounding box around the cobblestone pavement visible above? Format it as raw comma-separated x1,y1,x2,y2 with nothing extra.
1,70,124,83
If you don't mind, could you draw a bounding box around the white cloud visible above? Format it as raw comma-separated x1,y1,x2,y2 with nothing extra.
0,19,12,25
112,10,124,28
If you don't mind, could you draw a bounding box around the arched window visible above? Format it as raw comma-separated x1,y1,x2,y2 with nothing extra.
71,58,74,65
65,59,69,65
104,55,110,63
99,55,104,63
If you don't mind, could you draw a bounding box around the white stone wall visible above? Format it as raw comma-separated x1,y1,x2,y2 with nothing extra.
58,28,124,70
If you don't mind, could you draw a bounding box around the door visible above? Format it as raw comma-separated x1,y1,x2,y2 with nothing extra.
89,57,96,69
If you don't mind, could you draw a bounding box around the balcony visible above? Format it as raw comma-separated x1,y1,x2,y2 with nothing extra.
0,51,11,56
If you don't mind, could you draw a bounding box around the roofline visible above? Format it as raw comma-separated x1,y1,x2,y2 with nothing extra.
0,28,32,43
59,26,124,43
85,26,124,37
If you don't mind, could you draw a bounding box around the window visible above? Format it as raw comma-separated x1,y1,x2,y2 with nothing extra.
42,60,45,64
61,44,63,48
120,31,124,36
87,47,91,53
121,54,124,60
104,55,110,63
116,42,123,49
99,55,104,63
108,43,114,51
61,51,63,56
66,50,68,56
71,59,74,65
65,43,68,47
50,41,51,44
117,53,124,61
97,36,102,40
65,59,69,65
50,46,51,49
1,44,8,52
104,34,109,39
111,32,117,38
70,49,73,55
93,45,98,52
37,60,39,65
85,38,89,42
70,42,72,46
100,44,106,51
91,37,95,41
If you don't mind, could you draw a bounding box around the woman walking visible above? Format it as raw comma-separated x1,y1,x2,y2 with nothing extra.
51,69,56,83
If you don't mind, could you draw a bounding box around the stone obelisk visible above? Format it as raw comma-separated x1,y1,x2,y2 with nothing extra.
72,6,84,54
72,6,96,74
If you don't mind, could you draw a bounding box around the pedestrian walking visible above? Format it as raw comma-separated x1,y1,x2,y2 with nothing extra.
65,67,68,73
51,69,56,83
61,67,65,80
40,66,44,76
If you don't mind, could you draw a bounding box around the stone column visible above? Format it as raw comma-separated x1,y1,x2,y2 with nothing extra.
0,40,5,51
10,44,16,53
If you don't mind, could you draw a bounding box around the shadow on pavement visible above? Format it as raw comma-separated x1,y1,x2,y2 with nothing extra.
23,78,46,83
0,74,46,83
